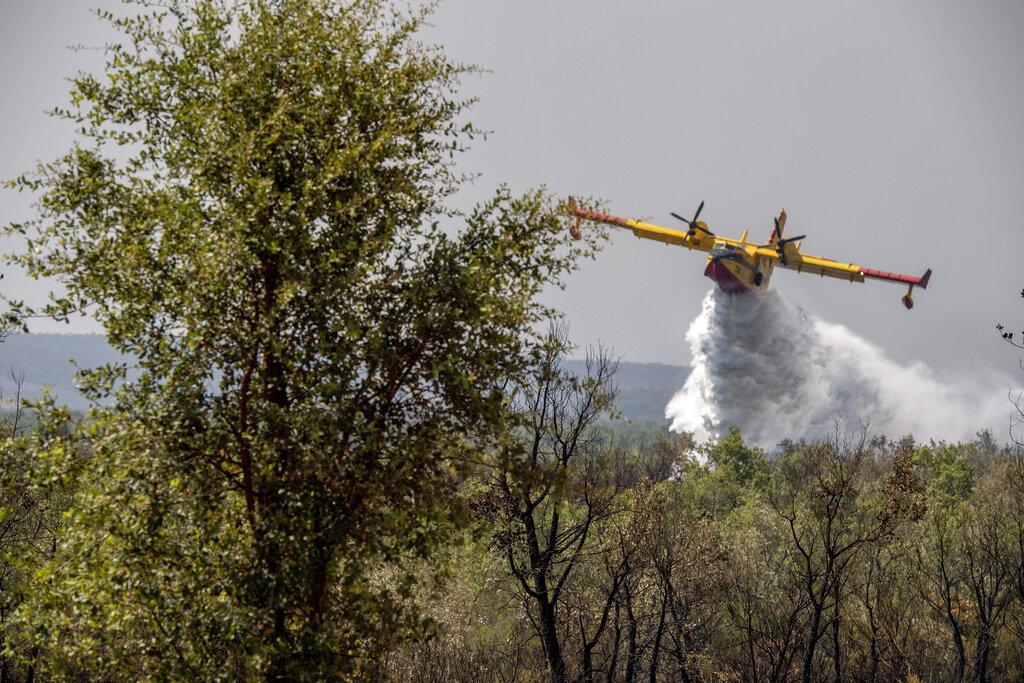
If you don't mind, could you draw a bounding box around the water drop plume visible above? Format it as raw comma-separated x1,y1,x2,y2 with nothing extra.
666,288,1016,447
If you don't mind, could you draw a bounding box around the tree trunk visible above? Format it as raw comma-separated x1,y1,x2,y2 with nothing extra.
831,581,842,682
743,604,758,683
948,610,966,681
649,593,668,683
540,599,567,683
975,629,991,683
606,601,622,683
624,583,639,683
581,644,594,683
24,645,38,683
0,613,8,683
0,634,8,683
802,602,823,683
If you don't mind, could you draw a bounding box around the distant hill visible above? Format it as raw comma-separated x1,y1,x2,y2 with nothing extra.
564,359,690,424
0,333,690,421
0,333,130,409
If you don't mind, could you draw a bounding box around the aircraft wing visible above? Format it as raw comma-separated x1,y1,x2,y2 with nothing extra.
569,206,712,252
754,245,932,289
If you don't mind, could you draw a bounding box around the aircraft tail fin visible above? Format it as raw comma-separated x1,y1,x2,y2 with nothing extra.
768,210,787,243
918,268,932,290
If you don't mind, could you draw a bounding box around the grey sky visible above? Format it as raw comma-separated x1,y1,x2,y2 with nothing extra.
2,1,1023,381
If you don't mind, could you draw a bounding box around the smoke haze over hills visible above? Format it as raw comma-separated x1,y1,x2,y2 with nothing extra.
2,319,1018,448
0,334,690,422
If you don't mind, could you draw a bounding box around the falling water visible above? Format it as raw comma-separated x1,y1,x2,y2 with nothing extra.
666,289,1016,447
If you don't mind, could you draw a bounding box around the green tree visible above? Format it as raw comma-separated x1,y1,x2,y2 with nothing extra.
691,425,767,519
915,442,976,505
918,462,1016,682
702,425,766,487
3,0,600,678
768,431,924,682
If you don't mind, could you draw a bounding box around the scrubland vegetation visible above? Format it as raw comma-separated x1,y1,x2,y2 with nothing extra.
3,327,1023,681
385,372,1024,682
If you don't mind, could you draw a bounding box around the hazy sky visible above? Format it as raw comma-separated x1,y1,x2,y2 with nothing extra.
2,1,1023,381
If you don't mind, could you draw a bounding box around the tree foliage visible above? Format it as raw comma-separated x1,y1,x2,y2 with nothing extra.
2,0,601,678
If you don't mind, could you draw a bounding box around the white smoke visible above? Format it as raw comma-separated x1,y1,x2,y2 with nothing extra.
666,289,1018,448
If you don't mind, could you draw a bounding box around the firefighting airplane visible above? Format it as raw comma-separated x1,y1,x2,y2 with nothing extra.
569,199,932,309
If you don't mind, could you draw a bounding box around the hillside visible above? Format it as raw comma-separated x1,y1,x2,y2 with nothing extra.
564,358,691,424
0,333,690,420
0,333,130,409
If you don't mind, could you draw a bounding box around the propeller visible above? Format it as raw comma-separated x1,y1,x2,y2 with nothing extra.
670,200,714,237
761,214,805,265
770,234,806,266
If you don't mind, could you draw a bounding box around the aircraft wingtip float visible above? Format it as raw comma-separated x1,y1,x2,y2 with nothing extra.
568,198,932,309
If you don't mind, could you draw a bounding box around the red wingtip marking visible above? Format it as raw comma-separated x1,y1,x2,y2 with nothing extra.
860,267,932,287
